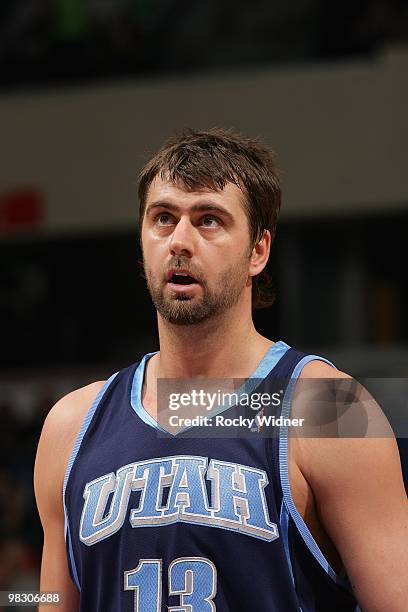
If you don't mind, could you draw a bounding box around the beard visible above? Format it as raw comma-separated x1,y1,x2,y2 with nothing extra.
144,256,250,325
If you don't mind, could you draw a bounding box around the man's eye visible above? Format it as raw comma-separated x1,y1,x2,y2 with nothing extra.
155,213,173,225
201,216,220,227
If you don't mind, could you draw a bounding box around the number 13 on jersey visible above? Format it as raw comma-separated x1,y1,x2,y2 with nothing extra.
124,557,217,611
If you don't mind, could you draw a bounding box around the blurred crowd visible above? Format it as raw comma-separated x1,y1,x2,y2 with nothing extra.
0,378,90,599
1,0,408,89
0,390,49,595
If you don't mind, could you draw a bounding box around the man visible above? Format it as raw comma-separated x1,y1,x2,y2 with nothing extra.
35,128,407,611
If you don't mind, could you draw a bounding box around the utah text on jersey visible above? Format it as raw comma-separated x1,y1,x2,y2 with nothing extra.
79,455,279,546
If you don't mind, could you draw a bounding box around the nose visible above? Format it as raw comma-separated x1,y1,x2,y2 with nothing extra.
169,215,195,258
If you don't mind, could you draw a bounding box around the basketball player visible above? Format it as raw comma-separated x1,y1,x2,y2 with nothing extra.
34,129,407,611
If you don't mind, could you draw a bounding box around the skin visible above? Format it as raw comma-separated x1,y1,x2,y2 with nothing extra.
34,177,408,611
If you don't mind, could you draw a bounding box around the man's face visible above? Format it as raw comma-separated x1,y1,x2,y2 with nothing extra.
141,176,253,325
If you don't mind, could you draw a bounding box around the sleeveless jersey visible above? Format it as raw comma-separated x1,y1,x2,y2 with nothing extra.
63,340,360,611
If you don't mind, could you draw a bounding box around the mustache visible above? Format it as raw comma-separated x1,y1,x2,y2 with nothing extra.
165,258,203,283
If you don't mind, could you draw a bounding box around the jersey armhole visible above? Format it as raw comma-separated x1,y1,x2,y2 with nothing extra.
62,371,119,591
278,354,352,590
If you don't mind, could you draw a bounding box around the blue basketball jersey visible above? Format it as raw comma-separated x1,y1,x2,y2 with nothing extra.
63,340,360,611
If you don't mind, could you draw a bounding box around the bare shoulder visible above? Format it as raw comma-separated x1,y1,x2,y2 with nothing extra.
292,357,403,487
42,380,106,438
298,358,351,379
296,357,393,432
290,358,353,446
290,357,398,479
39,381,106,464
34,381,106,519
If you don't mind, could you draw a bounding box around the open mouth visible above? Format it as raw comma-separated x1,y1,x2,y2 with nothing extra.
170,273,198,285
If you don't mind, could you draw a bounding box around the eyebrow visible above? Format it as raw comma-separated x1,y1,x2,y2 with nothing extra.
145,200,234,221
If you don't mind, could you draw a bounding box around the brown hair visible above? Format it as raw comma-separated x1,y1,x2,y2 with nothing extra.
138,127,281,309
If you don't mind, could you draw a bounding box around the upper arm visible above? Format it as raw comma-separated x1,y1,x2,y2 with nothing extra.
34,381,104,611
293,361,408,612
310,437,407,611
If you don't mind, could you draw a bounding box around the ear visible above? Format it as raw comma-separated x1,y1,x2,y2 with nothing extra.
249,230,271,278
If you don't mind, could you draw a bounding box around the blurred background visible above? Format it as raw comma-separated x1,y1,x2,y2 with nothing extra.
0,0,407,601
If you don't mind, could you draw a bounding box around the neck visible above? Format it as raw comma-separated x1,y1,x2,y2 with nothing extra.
154,299,273,379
